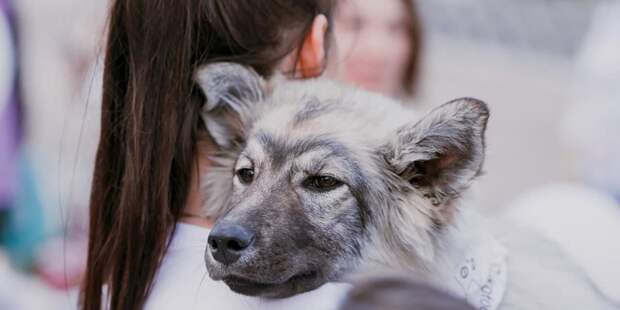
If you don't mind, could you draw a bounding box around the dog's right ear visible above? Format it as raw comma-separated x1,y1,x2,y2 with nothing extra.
195,63,265,149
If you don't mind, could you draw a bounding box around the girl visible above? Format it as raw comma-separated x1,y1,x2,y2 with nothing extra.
81,1,351,309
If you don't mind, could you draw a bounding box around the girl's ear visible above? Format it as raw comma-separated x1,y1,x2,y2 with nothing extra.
194,62,265,149
297,14,329,78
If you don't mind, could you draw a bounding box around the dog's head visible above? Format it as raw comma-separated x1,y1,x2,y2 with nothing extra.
196,63,489,298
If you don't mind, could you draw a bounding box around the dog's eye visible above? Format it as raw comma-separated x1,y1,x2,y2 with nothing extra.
236,168,255,184
304,175,343,192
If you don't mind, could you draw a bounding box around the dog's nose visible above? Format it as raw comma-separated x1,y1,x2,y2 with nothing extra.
208,224,255,265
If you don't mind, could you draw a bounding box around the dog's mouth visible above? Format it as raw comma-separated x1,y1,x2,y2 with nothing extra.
222,270,321,298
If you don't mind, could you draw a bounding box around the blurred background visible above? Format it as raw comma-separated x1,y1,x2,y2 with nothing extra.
1,0,618,308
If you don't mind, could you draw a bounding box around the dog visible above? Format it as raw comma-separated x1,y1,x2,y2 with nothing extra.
196,63,616,309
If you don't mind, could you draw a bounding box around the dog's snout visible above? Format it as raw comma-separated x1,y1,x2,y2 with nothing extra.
208,224,255,265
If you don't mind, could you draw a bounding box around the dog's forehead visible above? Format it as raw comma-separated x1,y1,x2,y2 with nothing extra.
253,79,416,145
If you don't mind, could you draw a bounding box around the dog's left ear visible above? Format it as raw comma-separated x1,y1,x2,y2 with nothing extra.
381,98,489,206
195,62,265,149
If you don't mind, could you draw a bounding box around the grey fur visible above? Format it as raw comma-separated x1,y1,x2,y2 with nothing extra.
196,63,615,309
381,98,489,223
256,131,359,171
195,63,264,148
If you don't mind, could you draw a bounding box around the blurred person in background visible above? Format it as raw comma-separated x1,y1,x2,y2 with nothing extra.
11,0,107,293
0,0,47,269
0,1,69,309
0,0,18,240
0,0,105,308
333,0,422,100
504,1,620,304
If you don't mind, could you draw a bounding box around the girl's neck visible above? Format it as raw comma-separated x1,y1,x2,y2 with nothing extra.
181,185,215,228
181,147,216,229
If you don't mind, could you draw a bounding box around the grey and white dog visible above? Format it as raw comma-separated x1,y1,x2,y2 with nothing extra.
196,63,615,309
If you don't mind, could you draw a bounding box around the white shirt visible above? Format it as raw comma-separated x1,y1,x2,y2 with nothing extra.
145,223,351,310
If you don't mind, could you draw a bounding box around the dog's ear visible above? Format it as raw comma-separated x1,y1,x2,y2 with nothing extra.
195,62,265,149
382,98,489,206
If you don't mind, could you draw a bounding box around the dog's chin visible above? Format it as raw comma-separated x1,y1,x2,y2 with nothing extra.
222,270,325,298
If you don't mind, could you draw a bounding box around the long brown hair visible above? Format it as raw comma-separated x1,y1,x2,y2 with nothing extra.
81,1,334,309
